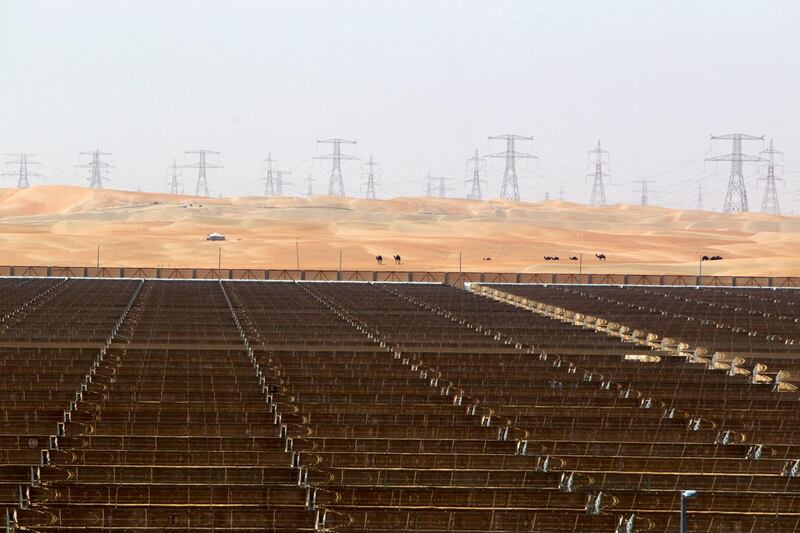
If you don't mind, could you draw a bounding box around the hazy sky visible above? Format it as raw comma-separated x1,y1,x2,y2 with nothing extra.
1,0,798,212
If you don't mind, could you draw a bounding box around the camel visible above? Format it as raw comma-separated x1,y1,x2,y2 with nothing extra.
393,254,401,264
595,253,606,261
569,256,578,261
376,255,383,265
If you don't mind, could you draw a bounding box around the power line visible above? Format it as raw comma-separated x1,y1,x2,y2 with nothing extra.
314,138,358,197
487,134,536,201
759,138,783,215
707,133,764,213
79,149,112,189
588,140,609,206
184,149,221,198
3,153,40,188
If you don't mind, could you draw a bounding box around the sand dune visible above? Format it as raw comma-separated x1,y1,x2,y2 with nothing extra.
0,185,798,275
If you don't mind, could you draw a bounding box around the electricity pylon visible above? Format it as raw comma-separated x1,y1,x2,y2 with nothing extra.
487,134,536,201
706,134,764,213
588,140,609,206
315,138,358,197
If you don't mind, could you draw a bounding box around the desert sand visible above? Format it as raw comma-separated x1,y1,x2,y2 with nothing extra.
0,185,798,275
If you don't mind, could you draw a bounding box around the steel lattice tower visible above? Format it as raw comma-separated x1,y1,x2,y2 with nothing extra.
274,170,291,196
185,149,221,197
79,149,111,189
3,153,40,188
168,159,180,195
695,180,704,210
487,134,536,201
363,155,378,200
706,134,764,213
263,153,278,197
466,149,485,201
759,139,783,215
588,140,609,206
634,179,651,206
315,138,358,197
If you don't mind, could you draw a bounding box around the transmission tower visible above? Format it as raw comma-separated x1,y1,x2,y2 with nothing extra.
695,180,704,210
465,149,486,200
363,155,379,200
425,173,452,198
274,170,291,196
588,140,609,206
79,149,111,189
3,153,40,188
706,134,764,213
759,139,783,215
184,149,221,197
487,134,536,201
559,185,565,201
168,159,180,195
306,171,314,198
634,179,651,206
263,153,277,197
315,138,358,197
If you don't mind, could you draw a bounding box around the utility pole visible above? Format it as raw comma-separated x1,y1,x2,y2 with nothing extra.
466,149,486,200
3,153,40,188
588,140,609,206
487,134,536,201
168,159,180,195
79,149,112,189
759,139,783,215
363,155,379,200
706,134,764,213
315,138,358,197
695,180,704,210
185,149,221,197
634,179,651,206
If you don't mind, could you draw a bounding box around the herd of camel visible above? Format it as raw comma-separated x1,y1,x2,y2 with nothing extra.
375,253,611,265
376,252,723,265
543,253,606,262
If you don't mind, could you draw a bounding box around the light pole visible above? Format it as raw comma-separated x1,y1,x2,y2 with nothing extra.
680,489,697,533
295,238,300,271
698,256,708,277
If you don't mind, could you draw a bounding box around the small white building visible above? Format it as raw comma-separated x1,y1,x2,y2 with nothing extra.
206,232,226,241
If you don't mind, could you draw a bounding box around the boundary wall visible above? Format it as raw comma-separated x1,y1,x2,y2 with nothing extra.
1,265,799,288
